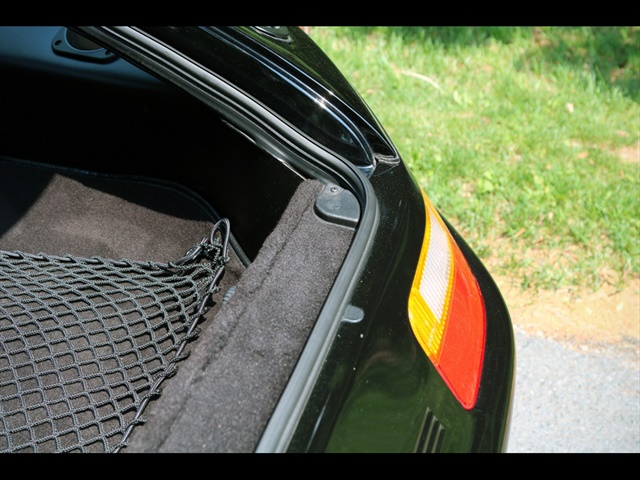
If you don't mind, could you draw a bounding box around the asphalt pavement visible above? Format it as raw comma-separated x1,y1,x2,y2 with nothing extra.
505,326,640,453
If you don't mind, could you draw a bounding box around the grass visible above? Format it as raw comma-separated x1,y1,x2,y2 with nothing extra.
307,26,639,292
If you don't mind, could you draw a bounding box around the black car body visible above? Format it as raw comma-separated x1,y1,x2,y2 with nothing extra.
0,26,515,453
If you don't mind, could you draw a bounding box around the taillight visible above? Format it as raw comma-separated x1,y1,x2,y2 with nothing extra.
408,189,486,410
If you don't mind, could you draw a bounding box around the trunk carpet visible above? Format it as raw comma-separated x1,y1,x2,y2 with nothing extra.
0,157,353,452
124,179,354,452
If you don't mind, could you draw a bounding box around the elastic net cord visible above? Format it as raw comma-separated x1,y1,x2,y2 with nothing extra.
0,219,231,453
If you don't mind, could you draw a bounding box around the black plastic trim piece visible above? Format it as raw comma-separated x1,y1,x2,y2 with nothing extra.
51,27,117,63
314,183,360,228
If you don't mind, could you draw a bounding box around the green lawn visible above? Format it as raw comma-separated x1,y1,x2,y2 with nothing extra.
308,26,639,292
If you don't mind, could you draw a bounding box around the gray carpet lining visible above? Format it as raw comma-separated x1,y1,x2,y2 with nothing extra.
0,157,220,262
124,180,355,452
0,157,354,452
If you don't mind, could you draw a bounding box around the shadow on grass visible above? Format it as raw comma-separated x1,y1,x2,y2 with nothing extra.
337,26,639,103
517,27,639,103
336,26,528,45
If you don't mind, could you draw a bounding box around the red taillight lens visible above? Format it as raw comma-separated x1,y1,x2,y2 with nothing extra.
408,189,486,409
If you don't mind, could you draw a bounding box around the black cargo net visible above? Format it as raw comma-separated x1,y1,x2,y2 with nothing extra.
0,219,230,453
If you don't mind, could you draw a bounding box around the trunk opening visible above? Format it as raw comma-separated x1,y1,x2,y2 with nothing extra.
0,33,355,451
